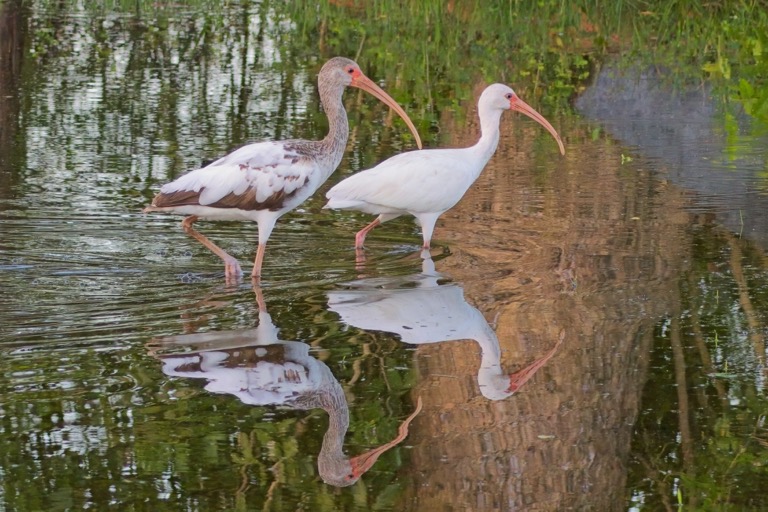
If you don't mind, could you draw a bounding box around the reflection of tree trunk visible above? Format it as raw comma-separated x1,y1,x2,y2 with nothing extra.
688,272,728,404
670,312,696,509
0,0,26,194
727,235,765,366
636,443,675,512
400,87,693,510
670,313,694,466
318,18,327,53
233,2,252,144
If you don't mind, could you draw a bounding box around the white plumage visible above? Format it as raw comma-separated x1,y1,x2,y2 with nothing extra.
175,144,307,207
325,83,565,250
328,151,477,215
327,253,563,400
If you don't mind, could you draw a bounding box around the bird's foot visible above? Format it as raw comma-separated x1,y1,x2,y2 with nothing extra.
223,258,243,283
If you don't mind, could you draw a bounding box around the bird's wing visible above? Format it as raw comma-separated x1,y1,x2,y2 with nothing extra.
151,141,317,211
326,149,474,213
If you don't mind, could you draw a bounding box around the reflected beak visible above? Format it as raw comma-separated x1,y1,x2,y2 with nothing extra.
348,396,423,479
351,74,423,149
509,96,565,155
506,330,565,393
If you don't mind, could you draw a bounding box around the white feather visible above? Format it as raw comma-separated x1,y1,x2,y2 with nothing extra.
160,141,318,210
323,83,564,250
326,148,483,215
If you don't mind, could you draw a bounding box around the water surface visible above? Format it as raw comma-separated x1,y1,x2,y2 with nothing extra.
1,2,768,511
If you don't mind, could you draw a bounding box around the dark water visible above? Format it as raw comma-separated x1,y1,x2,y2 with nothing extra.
2,3,768,511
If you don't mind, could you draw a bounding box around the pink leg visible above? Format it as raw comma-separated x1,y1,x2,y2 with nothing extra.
252,282,266,311
354,219,381,249
251,243,266,280
355,246,368,271
181,216,243,281
417,213,440,251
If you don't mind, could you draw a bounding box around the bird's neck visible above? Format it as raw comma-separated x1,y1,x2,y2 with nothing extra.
474,314,514,400
470,107,504,176
318,83,350,175
474,312,503,376
316,379,351,469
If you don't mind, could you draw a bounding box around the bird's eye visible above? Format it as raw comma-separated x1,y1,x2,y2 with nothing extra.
505,93,513,99
346,67,355,74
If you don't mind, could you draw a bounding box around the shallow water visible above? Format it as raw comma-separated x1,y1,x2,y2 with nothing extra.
2,3,768,511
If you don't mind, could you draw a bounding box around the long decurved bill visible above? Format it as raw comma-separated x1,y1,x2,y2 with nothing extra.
510,96,565,155
348,396,423,479
352,74,423,149
506,330,564,394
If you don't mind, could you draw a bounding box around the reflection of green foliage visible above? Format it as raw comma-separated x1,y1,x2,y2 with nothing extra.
0,294,422,510
6,1,768,510
23,0,768,113
627,228,768,510
20,0,768,153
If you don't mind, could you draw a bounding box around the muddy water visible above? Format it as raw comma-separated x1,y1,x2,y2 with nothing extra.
1,4,768,512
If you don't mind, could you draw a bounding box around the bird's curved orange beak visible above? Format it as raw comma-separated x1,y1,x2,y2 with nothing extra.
509,96,565,155
506,330,564,393
351,73,423,149
348,396,423,480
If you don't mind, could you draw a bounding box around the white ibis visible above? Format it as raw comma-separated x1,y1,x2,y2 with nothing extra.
327,253,563,400
324,83,564,250
144,57,422,281
147,286,422,487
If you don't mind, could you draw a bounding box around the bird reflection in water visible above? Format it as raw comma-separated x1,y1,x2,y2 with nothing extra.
146,286,422,487
328,251,563,400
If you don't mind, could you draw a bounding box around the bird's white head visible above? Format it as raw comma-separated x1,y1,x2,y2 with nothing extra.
318,57,422,148
480,83,521,111
480,83,565,155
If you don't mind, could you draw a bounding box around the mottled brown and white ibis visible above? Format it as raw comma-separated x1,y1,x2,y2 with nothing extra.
144,57,422,281
148,286,423,487
324,83,564,250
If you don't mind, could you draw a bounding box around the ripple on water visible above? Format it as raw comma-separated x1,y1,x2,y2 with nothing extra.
0,204,433,353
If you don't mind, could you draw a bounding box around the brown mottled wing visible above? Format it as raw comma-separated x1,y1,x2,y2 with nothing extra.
151,189,202,208
150,141,316,212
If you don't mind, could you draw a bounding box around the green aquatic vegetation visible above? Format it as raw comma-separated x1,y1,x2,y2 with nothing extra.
16,0,768,129
295,0,768,136
618,2,768,128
